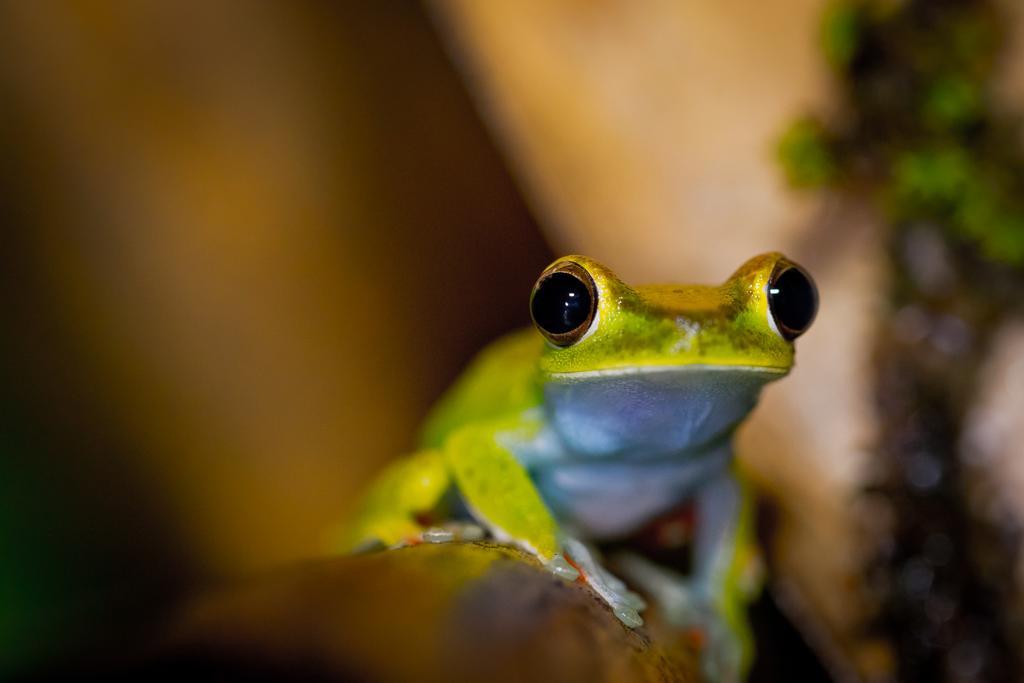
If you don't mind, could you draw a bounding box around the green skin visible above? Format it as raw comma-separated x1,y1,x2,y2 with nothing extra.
341,253,805,681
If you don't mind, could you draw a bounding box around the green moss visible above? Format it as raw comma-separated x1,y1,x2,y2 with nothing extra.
922,75,981,130
777,117,836,188
890,147,973,213
956,176,1002,239
978,213,1024,264
822,2,860,68
781,0,1024,268
955,180,1024,266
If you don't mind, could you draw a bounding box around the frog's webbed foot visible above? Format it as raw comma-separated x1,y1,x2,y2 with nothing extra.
615,552,744,683
557,536,647,629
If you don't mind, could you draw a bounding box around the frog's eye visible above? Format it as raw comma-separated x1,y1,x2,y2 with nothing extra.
530,261,598,347
767,260,818,340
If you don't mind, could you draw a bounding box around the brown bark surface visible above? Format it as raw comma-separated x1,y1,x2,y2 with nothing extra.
148,543,699,683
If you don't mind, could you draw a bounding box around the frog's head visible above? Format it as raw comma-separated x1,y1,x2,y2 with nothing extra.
529,253,817,459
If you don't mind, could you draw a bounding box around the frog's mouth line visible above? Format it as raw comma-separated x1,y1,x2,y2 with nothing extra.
547,364,788,380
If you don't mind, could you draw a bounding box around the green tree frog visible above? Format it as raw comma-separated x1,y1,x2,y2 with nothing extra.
341,253,818,681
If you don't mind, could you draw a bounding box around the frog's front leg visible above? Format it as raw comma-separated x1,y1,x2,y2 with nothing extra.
446,422,645,627
617,467,759,681
338,449,453,551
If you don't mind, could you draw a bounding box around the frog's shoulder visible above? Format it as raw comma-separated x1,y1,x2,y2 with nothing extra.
419,327,545,449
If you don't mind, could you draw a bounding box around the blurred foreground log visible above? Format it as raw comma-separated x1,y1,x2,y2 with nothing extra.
139,543,698,682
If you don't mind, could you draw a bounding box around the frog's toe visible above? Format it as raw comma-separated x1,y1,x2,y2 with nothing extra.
594,565,646,610
612,603,644,628
421,527,455,544
455,522,485,541
545,553,581,582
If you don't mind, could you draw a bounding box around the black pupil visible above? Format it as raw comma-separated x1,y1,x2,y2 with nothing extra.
531,272,592,335
769,267,817,336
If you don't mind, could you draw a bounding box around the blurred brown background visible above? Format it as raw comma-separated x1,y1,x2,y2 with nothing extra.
0,1,555,670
